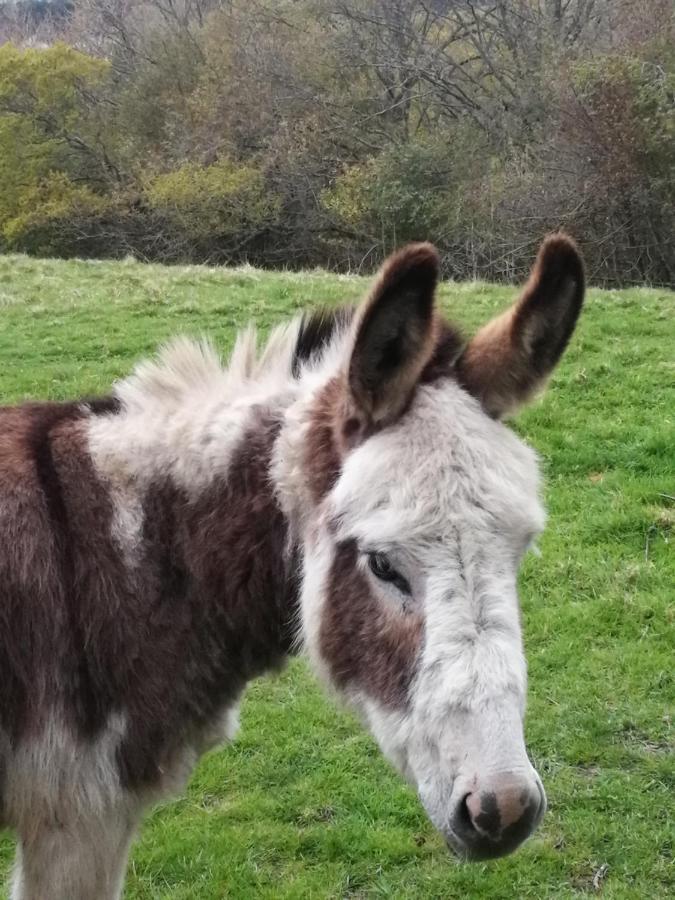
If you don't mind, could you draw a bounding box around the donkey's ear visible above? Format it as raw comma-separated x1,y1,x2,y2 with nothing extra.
456,233,584,418
348,243,439,428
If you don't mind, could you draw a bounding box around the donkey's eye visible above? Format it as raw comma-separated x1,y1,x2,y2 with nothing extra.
367,552,411,595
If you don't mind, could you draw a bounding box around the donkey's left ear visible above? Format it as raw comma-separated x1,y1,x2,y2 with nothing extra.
456,233,585,418
347,243,439,428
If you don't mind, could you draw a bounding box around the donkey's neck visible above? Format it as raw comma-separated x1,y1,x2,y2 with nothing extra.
86,338,313,684
172,403,302,666
79,369,309,787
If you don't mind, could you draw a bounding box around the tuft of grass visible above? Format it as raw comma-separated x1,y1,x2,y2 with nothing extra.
0,254,673,899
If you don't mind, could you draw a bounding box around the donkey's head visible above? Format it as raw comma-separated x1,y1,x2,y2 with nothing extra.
290,235,584,859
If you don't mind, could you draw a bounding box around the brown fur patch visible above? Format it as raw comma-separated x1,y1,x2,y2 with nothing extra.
456,307,522,416
0,401,118,741
421,318,465,384
111,409,300,788
293,307,355,377
303,315,464,505
304,377,346,504
0,399,299,792
320,540,423,709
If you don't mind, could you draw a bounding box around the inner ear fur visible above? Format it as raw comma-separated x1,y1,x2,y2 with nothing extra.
346,242,440,432
456,233,585,418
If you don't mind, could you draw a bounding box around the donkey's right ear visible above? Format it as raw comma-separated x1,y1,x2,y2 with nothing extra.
346,243,439,433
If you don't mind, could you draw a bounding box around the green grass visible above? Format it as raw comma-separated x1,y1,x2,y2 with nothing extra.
0,253,673,898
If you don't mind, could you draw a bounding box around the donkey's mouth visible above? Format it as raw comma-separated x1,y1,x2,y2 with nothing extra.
446,830,533,862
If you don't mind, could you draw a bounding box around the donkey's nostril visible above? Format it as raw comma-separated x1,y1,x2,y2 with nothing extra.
465,790,502,839
456,793,475,832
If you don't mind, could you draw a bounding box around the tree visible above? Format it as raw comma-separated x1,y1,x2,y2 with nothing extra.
0,42,114,252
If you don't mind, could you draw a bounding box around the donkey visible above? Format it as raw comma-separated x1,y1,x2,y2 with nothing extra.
0,234,584,898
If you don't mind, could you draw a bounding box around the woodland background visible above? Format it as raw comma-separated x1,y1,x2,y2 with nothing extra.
0,0,673,285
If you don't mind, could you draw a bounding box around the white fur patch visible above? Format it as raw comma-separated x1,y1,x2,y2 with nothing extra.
11,803,136,900
89,337,285,495
196,701,242,755
294,376,546,840
87,324,312,560
297,525,337,684
4,712,128,835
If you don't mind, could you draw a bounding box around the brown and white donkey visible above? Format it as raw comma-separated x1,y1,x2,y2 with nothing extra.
0,234,584,898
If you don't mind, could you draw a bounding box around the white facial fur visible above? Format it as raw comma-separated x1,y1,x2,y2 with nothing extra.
300,376,546,846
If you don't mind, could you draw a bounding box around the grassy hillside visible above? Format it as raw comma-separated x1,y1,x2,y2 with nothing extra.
0,253,673,899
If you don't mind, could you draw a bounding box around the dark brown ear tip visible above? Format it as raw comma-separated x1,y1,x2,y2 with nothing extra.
401,240,440,265
381,242,440,286
537,232,585,279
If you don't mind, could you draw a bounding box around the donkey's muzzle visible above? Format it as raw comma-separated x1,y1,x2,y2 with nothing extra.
451,773,546,860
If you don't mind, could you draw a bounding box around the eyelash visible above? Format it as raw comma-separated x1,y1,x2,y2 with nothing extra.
366,552,412,596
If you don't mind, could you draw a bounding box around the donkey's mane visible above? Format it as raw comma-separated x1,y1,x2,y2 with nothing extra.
108,302,462,421
292,306,355,377
111,307,356,414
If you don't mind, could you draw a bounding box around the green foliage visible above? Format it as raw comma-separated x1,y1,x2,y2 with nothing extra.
323,132,489,251
0,43,111,252
2,172,110,252
0,41,108,125
571,52,675,180
144,159,279,246
0,3,673,280
0,255,672,897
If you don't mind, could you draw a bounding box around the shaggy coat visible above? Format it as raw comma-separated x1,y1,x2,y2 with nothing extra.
0,234,584,898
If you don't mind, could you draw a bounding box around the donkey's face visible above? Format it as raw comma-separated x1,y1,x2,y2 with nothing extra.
299,236,584,859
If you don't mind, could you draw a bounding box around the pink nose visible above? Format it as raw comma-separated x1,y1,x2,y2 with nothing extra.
452,772,546,859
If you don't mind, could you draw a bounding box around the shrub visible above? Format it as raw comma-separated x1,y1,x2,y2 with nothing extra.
144,158,280,257
322,131,492,267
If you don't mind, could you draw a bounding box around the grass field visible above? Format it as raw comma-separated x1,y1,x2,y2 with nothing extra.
0,253,673,899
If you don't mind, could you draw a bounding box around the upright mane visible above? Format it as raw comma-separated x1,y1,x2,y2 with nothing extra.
112,307,357,416
292,307,356,377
